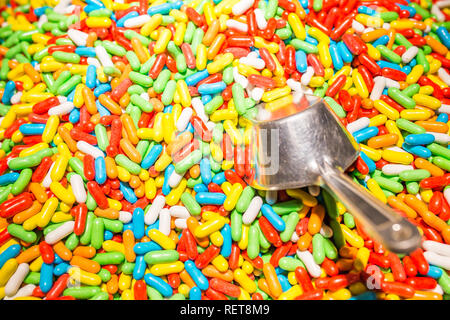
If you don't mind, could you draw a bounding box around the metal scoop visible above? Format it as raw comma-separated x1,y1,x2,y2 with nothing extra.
246,94,421,253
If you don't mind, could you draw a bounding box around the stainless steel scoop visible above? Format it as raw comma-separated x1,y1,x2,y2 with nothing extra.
246,94,421,253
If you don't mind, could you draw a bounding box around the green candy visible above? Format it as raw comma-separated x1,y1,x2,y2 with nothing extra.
399,169,430,181
153,69,171,93
91,218,104,250
52,51,80,63
231,210,242,242
312,233,325,264
115,154,142,175
63,287,101,299
93,252,125,265
129,71,153,87
174,149,202,174
204,96,224,114
180,192,201,216
144,250,179,265
95,124,109,151
280,211,300,243
80,212,96,245
247,224,260,259
272,200,303,215
161,80,177,106
278,257,305,271
388,87,416,109
11,168,32,195
7,224,37,243
130,94,153,112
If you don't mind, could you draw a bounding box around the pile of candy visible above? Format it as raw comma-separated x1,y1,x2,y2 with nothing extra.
0,0,449,301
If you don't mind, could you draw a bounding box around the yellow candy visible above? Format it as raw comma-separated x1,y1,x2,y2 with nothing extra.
69,267,102,286
287,13,306,40
382,149,414,164
234,268,256,293
373,100,399,120
413,94,441,110
148,229,176,250
150,261,184,276
195,217,227,238
406,65,424,84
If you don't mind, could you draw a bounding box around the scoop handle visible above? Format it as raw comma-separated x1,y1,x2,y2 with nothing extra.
320,164,422,254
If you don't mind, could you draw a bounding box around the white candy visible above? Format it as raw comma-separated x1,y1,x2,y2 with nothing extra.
68,29,88,47
176,107,193,131
119,211,132,224
384,78,400,89
140,92,150,101
438,104,450,114
370,77,386,101
346,117,370,134
233,66,249,88
64,5,76,14
427,132,450,145
124,15,151,28
95,45,113,67
77,141,104,158
292,90,304,104
5,263,29,297
319,224,333,238
37,15,48,29
424,251,450,270
290,232,299,243
296,250,322,278
438,68,450,86
191,97,209,124
402,46,418,64
352,20,365,33
240,57,265,70
386,146,408,153
169,206,190,219
431,5,445,22
42,162,55,188
158,209,171,236
144,195,165,225
70,174,87,203
436,0,450,8
3,284,35,300
382,23,391,30
10,92,22,105
54,0,71,13
58,96,67,103
286,79,303,92
256,106,271,121
301,67,314,86
225,19,248,33
423,240,450,257
232,0,255,16
45,221,75,245
168,170,184,188
206,121,216,131
251,87,264,102
174,218,187,229
254,9,267,29
382,164,414,176
87,57,101,68
242,196,263,225
48,101,74,116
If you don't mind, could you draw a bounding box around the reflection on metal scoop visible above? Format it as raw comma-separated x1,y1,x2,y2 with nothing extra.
245,94,421,254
